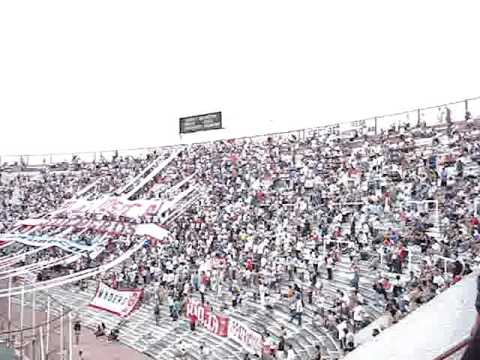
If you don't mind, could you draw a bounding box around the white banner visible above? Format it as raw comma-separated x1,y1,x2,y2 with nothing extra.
6,220,172,255
52,197,166,219
228,318,263,355
89,282,143,317
0,234,95,256
16,218,170,242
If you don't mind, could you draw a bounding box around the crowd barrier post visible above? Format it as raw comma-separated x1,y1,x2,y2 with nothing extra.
20,329,24,360
32,334,37,360
433,255,453,275
32,289,36,336
68,312,73,360
46,296,50,358
20,286,25,360
8,275,12,339
39,326,45,360
60,306,64,360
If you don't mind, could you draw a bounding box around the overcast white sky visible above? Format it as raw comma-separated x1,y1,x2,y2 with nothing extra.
0,1,479,157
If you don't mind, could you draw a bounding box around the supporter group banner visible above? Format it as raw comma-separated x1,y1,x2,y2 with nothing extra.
89,282,143,317
16,218,169,239
186,298,229,337
0,234,94,255
186,297,265,355
10,219,171,252
228,318,263,355
52,197,167,219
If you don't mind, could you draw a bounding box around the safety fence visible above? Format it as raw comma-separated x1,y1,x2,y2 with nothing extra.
1,96,479,166
0,282,74,360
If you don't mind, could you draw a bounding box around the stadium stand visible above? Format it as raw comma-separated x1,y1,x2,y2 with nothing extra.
1,100,480,359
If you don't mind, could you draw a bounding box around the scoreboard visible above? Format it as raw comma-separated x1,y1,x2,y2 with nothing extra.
179,111,222,134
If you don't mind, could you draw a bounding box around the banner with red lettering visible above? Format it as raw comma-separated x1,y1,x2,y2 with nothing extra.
51,197,166,219
16,218,169,241
89,282,143,317
186,298,229,336
228,318,263,355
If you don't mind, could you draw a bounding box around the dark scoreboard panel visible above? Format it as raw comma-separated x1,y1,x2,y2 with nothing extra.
179,111,222,134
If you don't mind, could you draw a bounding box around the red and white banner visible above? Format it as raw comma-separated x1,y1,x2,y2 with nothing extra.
13,219,170,245
228,318,263,355
17,218,137,236
185,298,266,354
89,282,143,317
52,197,166,219
186,298,229,336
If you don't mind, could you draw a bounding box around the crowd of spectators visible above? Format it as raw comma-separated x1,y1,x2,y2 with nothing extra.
1,112,480,359
98,116,480,358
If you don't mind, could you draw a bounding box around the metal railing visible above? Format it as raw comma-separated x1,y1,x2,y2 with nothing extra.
1,96,479,167
432,335,471,360
0,287,73,360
